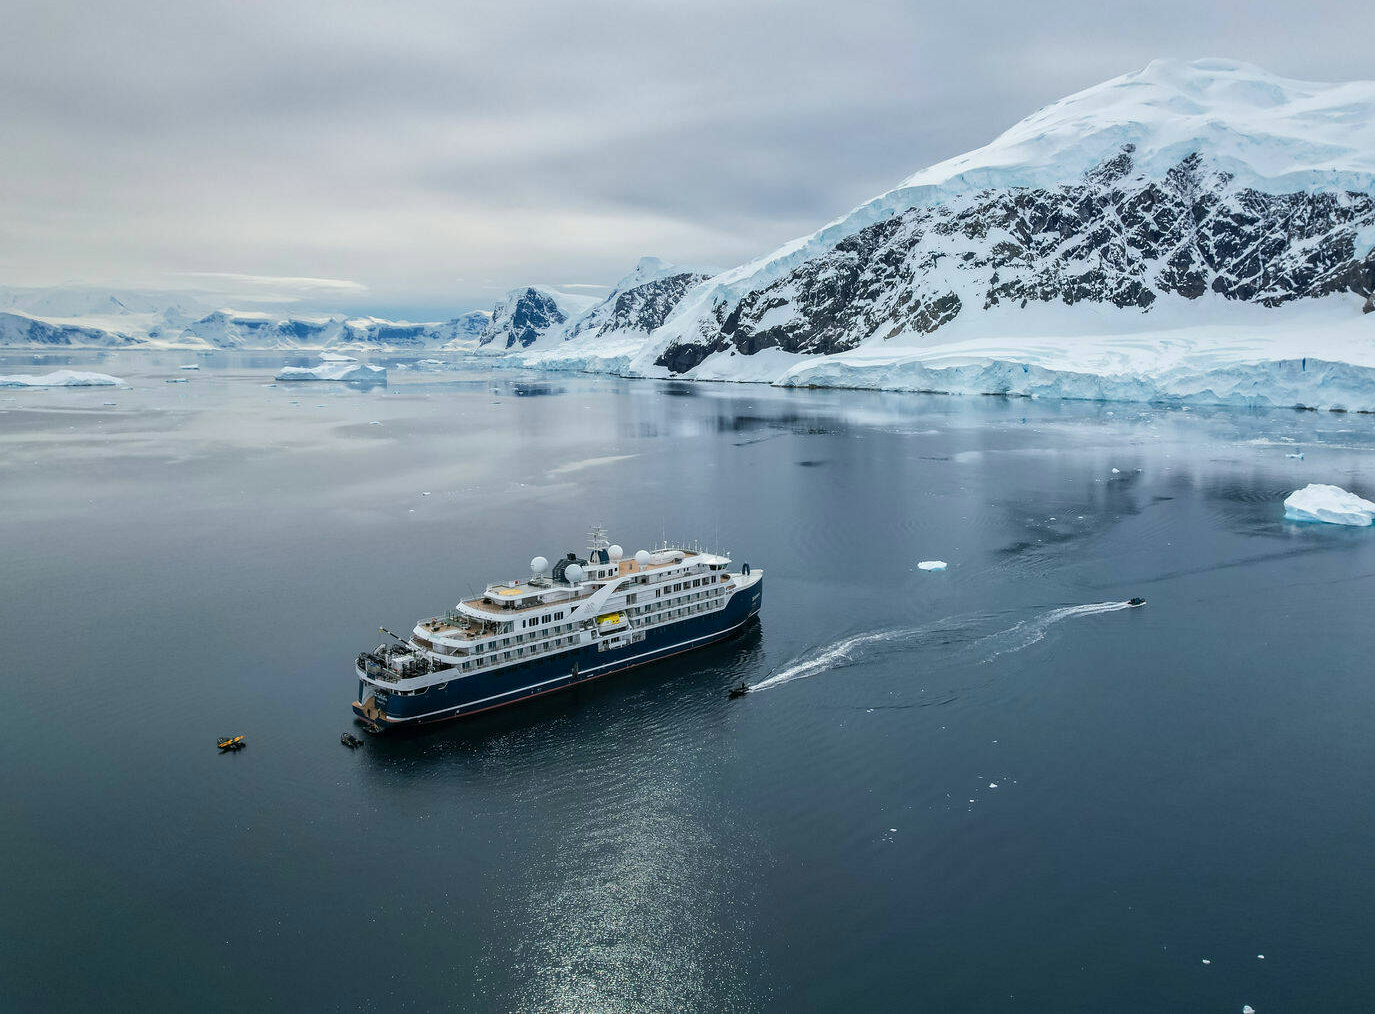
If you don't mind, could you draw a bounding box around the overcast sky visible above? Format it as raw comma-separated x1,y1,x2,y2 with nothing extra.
1,0,1368,319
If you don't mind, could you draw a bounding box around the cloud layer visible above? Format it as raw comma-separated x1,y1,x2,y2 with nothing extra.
2,0,1368,317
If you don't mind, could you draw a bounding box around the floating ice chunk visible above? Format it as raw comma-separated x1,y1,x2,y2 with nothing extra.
917,560,948,571
1257,954,1264,960
179,364,199,370
1111,467,1121,474
1202,958,1211,964
0,370,124,388
1285,452,1304,459
889,828,897,832
420,491,432,496
166,378,189,383
988,782,998,788
1243,1007,1255,1013
1283,483,1375,526
319,353,357,362
369,420,382,425
276,362,386,382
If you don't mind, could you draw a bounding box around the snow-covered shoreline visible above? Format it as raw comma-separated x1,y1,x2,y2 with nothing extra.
489,298,1375,411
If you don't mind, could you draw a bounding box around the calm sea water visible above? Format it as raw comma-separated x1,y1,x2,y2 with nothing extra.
4,351,1375,1011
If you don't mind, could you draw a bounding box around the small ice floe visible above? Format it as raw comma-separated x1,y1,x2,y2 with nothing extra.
179,364,199,370
318,353,357,362
988,782,998,789
889,828,897,832
276,362,385,383
368,420,381,425
420,491,432,496
917,560,948,571
1201,958,1211,965
1243,1006,1255,1013
1256,954,1264,960
1111,467,1121,474
1285,452,1304,460
0,370,124,388
1283,483,1375,527
166,378,189,383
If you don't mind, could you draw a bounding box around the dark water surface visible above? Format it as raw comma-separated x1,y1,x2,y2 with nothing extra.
4,352,1375,1011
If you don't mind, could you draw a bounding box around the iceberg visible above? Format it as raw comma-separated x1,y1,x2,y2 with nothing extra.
1283,483,1375,526
275,362,386,383
318,353,357,362
0,369,124,387
917,560,948,571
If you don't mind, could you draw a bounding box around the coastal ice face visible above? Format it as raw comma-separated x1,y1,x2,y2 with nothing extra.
275,362,386,383
1283,483,1375,526
0,369,124,387
917,560,948,571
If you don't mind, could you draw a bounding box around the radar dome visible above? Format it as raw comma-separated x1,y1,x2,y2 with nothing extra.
608,544,623,561
634,550,651,568
565,563,585,584
530,556,549,575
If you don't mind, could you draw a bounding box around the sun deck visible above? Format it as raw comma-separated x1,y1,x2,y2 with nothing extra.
458,552,702,616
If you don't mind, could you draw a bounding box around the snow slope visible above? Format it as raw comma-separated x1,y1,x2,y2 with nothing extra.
508,258,712,373
473,287,602,352
597,59,1375,408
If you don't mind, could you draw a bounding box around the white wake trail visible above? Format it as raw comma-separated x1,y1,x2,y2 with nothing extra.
750,601,1134,693
975,600,1132,662
750,628,931,692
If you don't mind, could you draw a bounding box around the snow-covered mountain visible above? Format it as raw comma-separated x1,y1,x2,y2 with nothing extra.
507,258,712,371
0,311,145,348
0,287,492,352
154,309,492,351
561,258,710,343
9,59,1375,408
551,59,1370,408
475,286,602,351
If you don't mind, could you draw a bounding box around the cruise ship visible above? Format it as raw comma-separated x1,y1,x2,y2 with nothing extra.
353,528,763,729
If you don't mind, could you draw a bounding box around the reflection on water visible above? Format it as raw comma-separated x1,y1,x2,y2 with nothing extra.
5,351,1375,1010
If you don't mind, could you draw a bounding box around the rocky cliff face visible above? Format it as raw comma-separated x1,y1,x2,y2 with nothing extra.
643,59,1375,377
478,288,571,349
563,263,709,345
654,148,1375,373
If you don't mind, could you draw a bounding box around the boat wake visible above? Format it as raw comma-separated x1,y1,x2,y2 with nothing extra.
974,600,1133,662
750,628,926,692
750,601,1134,693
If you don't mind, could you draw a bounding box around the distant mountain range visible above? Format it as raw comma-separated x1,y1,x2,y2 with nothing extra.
5,59,1374,408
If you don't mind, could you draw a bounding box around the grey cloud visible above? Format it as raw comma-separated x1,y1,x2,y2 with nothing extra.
1,0,1369,316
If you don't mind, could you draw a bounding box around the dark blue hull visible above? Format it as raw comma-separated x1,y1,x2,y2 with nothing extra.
354,576,763,729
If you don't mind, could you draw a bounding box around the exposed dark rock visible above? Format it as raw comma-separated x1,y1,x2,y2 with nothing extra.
479,288,568,349
564,271,707,342
655,148,1375,374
